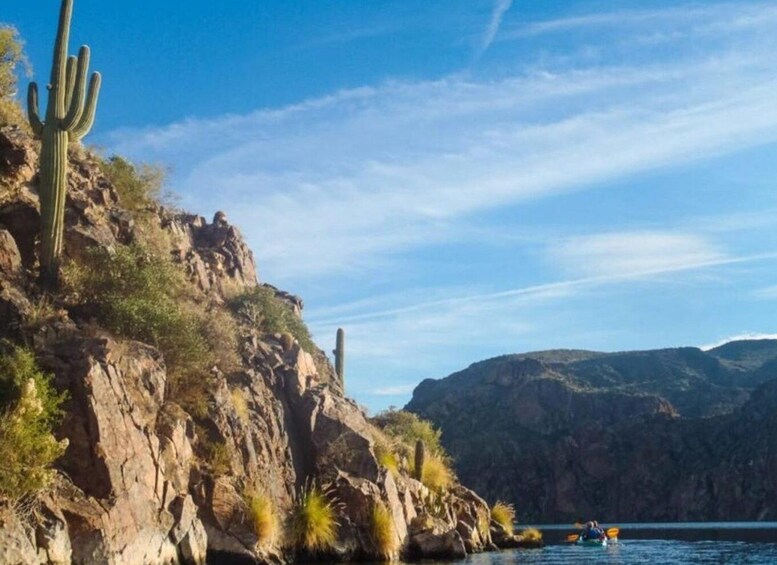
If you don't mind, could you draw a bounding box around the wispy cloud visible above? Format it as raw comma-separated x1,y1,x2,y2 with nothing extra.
372,384,417,397
475,0,513,59
549,231,724,278
107,56,777,282
311,248,777,327
753,285,777,300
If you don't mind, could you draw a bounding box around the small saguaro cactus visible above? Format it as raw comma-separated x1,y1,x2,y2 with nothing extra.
27,0,102,289
414,439,425,481
333,328,345,385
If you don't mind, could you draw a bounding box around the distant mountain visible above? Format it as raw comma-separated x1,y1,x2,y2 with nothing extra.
406,340,777,522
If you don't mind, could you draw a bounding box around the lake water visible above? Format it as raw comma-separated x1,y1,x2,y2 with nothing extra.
392,523,777,565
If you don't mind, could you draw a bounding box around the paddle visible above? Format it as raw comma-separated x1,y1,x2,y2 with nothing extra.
606,527,619,539
566,533,580,543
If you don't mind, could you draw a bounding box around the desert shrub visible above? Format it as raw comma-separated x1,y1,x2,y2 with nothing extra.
229,286,315,353
64,245,212,384
518,527,542,543
0,343,67,502
98,156,165,212
62,244,248,418
371,409,445,458
491,501,515,535
245,490,277,547
287,482,340,552
369,501,398,560
0,25,29,129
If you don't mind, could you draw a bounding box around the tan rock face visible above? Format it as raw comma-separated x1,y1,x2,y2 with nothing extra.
39,338,206,564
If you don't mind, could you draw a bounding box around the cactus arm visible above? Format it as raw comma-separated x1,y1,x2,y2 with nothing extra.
62,47,90,130
70,72,101,141
49,0,74,120
63,55,77,114
27,83,44,136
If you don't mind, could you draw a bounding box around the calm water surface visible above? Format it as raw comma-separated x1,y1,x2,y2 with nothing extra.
386,523,777,565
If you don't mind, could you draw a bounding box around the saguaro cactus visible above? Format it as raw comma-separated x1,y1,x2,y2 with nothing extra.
27,0,102,289
333,328,345,385
414,439,425,481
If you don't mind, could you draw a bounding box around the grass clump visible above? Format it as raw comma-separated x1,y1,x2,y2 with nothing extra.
418,454,452,492
287,482,340,553
229,286,315,353
518,527,543,543
0,343,67,502
245,490,277,547
369,501,398,560
491,501,516,536
231,388,249,424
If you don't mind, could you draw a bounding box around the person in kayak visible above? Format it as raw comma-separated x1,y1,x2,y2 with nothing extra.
582,521,605,541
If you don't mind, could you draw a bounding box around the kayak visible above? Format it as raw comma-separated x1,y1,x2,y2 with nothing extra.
576,537,607,547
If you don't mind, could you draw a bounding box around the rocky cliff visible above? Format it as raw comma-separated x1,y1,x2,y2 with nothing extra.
0,124,498,564
406,342,777,523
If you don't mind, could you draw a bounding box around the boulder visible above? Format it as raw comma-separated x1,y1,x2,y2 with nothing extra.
407,515,467,560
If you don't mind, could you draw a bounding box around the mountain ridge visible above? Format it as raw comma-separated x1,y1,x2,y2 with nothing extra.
406,339,777,522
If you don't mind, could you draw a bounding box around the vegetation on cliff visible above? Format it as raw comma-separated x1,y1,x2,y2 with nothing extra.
370,408,455,491
0,343,66,502
0,25,28,129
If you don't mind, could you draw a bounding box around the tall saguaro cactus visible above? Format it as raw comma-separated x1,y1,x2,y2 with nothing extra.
333,328,345,385
27,0,102,289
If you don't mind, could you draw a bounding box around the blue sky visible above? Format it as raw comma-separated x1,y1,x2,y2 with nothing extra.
7,1,777,412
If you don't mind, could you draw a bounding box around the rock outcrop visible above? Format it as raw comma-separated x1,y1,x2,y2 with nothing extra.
0,124,495,563
406,343,777,523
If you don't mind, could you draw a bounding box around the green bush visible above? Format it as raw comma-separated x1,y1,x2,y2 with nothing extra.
65,245,211,380
229,286,315,353
287,482,340,552
0,343,67,502
0,25,29,129
98,156,165,212
63,244,243,416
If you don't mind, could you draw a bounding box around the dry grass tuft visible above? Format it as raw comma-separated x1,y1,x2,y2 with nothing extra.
369,501,398,560
287,482,340,553
491,501,516,535
245,490,277,547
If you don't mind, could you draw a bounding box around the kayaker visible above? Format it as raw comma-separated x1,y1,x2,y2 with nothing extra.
592,521,605,540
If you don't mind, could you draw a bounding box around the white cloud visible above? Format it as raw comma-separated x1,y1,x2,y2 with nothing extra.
549,231,725,278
